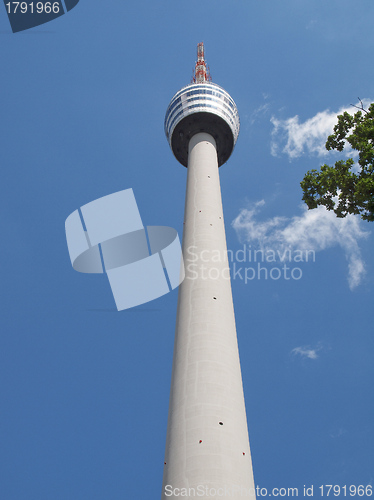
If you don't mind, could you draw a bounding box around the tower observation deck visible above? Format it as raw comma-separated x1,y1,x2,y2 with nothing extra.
162,43,256,499
165,43,240,167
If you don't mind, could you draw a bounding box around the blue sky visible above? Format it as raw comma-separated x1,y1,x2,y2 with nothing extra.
1,1,373,498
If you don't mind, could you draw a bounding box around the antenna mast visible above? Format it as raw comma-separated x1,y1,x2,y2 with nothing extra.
192,42,211,83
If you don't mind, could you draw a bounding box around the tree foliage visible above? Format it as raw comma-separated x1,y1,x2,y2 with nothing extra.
301,101,374,221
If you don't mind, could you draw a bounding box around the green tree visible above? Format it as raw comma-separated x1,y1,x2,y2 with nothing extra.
301,101,374,221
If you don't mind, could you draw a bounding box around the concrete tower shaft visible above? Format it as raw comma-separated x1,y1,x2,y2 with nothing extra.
162,44,255,499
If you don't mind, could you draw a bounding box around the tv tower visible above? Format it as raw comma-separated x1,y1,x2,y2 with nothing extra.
162,43,256,498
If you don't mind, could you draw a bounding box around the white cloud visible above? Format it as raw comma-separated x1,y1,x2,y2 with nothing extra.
232,201,370,289
249,102,271,125
270,99,372,159
329,427,347,439
291,344,323,360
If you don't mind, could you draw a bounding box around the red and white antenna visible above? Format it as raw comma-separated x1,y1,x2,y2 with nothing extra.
192,42,212,83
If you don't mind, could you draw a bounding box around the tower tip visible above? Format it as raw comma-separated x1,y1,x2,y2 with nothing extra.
192,42,211,84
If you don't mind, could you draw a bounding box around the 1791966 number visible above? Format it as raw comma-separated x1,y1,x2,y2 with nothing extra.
319,485,373,496
5,2,60,14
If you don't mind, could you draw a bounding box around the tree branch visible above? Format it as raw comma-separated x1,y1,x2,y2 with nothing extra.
350,97,368,114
